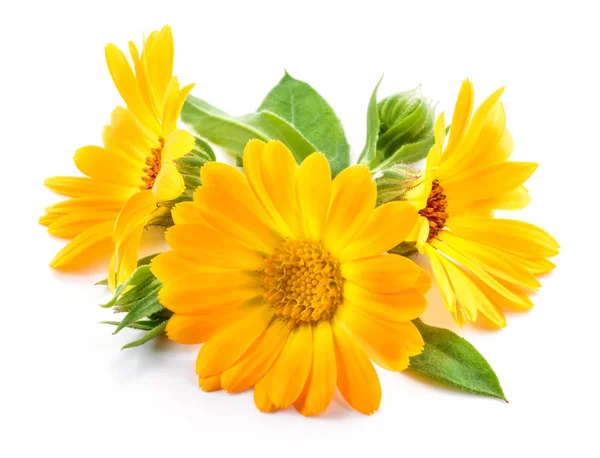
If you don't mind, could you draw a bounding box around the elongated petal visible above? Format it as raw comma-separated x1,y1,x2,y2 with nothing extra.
199,374,222,392
267,324,313,408
44,176,137,199
333,322,381,415
151,251,229,284
337,306,423,371
105,43,160,134
166,308,251,344
423,245,461,325
254,376,278,413
221,320,291,393
165,223,266,270
447,217,560,258
113,190,157,246
74,145,144,187
294,321,336,416
343,282,427,323
48,210,120,238
171,201,207,225
440,232,540,289
339,201,418,262
196,306,273,377
443,79,474,158
323,165,376,255
341,254,421,293
49,221,114,269
296,153,332,241
243,140,302,237
163,79,195,135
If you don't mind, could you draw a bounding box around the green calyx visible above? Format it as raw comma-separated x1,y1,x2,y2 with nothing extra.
373,163,421,205
100,258,170,350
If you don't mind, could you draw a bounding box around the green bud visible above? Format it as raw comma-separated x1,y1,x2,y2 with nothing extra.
374,163,421,205
376,86,436,165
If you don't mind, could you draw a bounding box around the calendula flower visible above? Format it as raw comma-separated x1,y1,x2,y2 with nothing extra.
41,26,196,288
405,80,559,328
152,139,430,416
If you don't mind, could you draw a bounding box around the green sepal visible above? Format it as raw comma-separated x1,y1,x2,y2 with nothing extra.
258,72,350,176
357,76,383,166
100,263,171,349
121,322,167,350
389,241,418,257
409,319,507,401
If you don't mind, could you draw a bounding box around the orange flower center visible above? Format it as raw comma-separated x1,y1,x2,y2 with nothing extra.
141,137,164,190
263,239,344,328
419,179,448,242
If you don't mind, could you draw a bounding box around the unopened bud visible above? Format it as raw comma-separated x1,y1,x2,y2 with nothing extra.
374,163,421,205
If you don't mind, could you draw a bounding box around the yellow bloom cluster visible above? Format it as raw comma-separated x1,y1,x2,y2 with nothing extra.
41,26,558,416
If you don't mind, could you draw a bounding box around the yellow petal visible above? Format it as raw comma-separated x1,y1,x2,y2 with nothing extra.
113,190,157,246
339,201,419,262
158,272,262,315
44,176,137,199
161,129,195,162
443,162,538,201
199,374,222,392
49,221,114,269
432,238,530,309
341,254,422,293
166,308,251,344
162,78,195,135
332,322,381,415
171,201,207,225
150,251,229,284
343,281,427,323
443,79,474,158
152,162,185,201
114,223,145,285
196,305,273,377
323,164,376,255
337,306,423,371
104,43,160,134
294,321,336,416
446,217,559,258
74,145,144,187
423,245,460,325
165,223,266,270
48,210,120,238
296,153,332,241
440,232,540,290
221,320,291,393
144,26,174,105
243,140,302,237
266,324,313,408
254,376,278,413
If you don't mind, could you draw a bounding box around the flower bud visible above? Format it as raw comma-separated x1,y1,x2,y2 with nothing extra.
374,163,421,205
376,86,436,165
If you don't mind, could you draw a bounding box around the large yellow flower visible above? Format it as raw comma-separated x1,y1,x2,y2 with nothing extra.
152,139,430,416
406,80,559,328
41,26,195,288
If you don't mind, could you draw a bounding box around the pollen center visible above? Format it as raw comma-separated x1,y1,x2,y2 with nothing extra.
141,137,164,190
263,239,344,328
419,179,448,242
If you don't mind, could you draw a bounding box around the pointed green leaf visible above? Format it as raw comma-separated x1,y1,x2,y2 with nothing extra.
101,320,163,331
357,76,383,166
258,72,350,175
182,95,318,166
121,321,168,350
409,319,507,401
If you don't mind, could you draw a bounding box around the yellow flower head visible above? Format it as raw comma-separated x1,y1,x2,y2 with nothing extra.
405,80,559,328
152,139,431,416
41,26,195,287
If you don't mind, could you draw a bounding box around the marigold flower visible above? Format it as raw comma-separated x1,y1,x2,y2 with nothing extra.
405,80,559,328
152,139,431,416
41,26,196,288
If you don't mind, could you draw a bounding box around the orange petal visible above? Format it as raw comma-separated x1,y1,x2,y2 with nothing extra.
296,153,332,241
341,254,422,293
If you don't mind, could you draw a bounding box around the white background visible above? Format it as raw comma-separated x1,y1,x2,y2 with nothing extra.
1,0,599,456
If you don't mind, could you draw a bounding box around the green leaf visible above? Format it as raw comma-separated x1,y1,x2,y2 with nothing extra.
357,76,383,166
101,320,163,331
182,95,318,167
258,72,350,175
409,319,507,401
121,321,168,350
